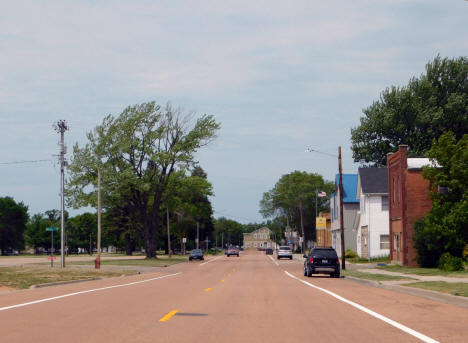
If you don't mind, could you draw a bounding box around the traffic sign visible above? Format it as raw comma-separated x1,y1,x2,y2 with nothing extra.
48,256,57,260
46,227,58,232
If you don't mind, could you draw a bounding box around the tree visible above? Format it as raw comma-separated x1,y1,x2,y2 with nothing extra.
67,101,220,258
351,56,468,166
413,132,468,267
162,168,214,252
24,210,63,254
67,213,98,254
260,171,334,248
214,217,243,248
0,197,28,254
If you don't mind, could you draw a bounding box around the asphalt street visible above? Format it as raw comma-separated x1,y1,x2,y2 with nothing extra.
1,251,467,342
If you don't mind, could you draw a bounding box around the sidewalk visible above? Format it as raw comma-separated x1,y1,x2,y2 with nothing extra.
355,268,468,284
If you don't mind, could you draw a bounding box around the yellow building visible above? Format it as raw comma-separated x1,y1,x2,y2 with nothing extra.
243,227,273,250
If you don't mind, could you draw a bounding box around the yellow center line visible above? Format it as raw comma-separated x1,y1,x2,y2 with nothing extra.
159,310,179,322
221,279,225,282
228,273,231,277
205,287,212,292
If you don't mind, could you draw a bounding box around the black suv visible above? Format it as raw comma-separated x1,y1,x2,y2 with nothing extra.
303,247,340,278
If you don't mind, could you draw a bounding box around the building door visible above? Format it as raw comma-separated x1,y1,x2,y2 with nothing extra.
394,232,401,262
361,226,368,259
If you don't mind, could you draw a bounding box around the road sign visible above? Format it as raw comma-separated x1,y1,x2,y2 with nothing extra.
182,238,187,243
205,239,210,242
46,227,58,232
48,256,57,260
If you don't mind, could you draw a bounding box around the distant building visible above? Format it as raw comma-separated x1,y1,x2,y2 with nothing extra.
354,168,390,259
330,174,359,257
243,227,273,250
387,145,433,266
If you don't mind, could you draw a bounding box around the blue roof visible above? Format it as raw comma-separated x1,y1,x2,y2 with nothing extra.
333,174,359,203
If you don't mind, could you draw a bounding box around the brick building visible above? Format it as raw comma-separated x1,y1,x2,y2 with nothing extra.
243,227,273,250
387,145,433,266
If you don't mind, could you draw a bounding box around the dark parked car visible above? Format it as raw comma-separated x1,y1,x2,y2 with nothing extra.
226,248,240,257
303,247,340,278
265,248,273,255
189,249,204,261
2,248,19,256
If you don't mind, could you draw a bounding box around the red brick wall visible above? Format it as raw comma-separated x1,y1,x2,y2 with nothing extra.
387,145,432,266
404,171,432,266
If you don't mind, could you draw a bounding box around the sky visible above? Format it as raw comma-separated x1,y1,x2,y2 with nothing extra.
1,0,467,224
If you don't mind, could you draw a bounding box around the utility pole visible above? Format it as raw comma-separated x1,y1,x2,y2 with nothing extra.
196,221,200,249
338,146,346,270
167,208,172,258
95,168,102,269
54,120,68,268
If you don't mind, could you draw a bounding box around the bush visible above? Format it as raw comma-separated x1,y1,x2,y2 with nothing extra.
438,253,465,272
345,249,358,259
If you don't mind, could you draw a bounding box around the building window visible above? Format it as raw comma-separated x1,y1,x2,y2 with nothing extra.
254,234,257,239
381,195,389,211
380,235,390,249
254,242,258,248
393,177,396,205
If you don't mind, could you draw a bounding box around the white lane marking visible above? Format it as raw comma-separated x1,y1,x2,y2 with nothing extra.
0,272,182,312
199,255,223,266
268,255,279,266
284,271,439,343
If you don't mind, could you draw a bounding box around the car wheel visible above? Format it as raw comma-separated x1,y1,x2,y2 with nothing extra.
290,256,293,260
307,267,312,277
189,258,192,261
201,257,204,260
335,271,340,278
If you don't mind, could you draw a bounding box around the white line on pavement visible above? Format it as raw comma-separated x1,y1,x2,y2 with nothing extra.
0,272,182,312
199,255,224,266
284,271,439,343
268,255,279,266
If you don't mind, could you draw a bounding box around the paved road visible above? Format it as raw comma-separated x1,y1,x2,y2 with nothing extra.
1,251,467,342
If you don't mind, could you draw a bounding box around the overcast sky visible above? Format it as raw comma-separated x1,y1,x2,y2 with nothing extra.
1,0,467,223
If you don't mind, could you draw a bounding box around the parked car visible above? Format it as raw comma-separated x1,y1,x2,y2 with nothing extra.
303,247,340,278
189,249,204,261
277,246,293,260
265,248,273,255
2,248,19,256
226,248,240,257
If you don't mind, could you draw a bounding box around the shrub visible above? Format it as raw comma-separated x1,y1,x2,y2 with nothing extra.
438,253,464,272
345,249,358,259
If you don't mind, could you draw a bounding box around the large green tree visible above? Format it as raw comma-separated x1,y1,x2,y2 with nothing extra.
67,101,220,258
351,56,468,166
260,171,334,248
0,197,28,254
413,132,468,267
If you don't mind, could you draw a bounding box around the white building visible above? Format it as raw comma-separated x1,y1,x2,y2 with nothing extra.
354,168,390,258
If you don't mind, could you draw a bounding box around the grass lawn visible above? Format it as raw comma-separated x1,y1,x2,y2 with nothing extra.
343,269,415,282
68,255,187,267
377,265,468,278
403,281,468,297
0,265,136,290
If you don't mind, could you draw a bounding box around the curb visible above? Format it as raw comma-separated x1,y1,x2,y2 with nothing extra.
344,275,468,309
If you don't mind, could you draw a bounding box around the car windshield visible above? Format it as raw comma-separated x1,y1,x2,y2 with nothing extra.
312,249,337,258
279,246,291,250
191,249,202,254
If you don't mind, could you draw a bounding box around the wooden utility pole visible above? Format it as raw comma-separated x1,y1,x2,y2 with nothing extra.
167,208,172,258
338,146,346,270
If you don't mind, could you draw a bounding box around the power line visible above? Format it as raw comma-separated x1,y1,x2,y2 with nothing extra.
0,159,53,165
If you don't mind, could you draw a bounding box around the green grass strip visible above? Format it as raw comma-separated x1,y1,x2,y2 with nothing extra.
343,269,414,282
403,281,468,297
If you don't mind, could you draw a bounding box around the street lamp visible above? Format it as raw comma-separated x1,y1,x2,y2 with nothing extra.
306,146,346,270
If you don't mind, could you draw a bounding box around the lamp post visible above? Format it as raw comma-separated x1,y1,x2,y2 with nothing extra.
306,146,346,270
